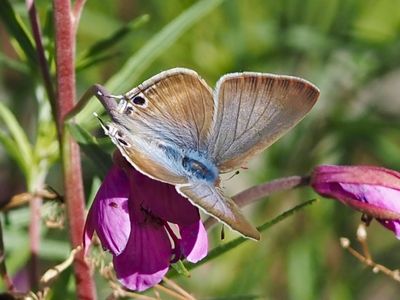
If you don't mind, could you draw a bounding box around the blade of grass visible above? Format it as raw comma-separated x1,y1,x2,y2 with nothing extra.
76,51,122,72
0,0,37,68
0,131,29,177
0,52,29,73
76,0,226,125
79,14,150,60
67,123,112,176
0,102,33,179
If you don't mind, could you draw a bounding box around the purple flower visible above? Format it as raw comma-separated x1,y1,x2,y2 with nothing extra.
84,151,208,291
311,165,400,238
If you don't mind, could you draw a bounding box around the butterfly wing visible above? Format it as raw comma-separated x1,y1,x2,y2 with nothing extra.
208,73,320,172
118,68,214,151
177,182,260,240
107,68,215,184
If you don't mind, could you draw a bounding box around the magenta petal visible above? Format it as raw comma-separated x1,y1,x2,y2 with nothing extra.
113,222,171,292
83,204,96,255
88,166,131,255
314,182,400,219
127,168,200,225
378,219,400,239
339,183,400,217
179,221,208,263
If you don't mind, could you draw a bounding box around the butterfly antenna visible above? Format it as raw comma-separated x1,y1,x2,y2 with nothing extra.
226,170,240,181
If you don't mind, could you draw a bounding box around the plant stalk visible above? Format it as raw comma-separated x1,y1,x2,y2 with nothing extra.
53,0,96,298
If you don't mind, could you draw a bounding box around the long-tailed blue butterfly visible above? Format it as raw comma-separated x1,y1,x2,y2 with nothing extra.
91,68,320,240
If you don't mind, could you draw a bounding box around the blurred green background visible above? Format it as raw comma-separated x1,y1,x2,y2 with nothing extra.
1,0,400,299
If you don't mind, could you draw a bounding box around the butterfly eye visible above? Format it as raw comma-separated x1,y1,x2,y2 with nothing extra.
132,94,147,107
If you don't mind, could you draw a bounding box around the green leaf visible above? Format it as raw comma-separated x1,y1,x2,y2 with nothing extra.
0,0,37,67
76,51,122,72
48,267,74,300
76,0,226,125
168,199,318,277
0,52,29,73
67,123,112,177
80,14,150,60
0,102,33,179
171,260,191,277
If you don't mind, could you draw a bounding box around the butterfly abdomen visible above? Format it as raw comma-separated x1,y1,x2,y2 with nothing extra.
181,155,218,183
157,142,218,183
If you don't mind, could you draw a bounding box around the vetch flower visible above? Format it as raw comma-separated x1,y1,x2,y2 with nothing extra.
84,151,208,291
311,165,400,238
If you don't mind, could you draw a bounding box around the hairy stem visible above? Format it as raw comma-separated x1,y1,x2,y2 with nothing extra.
53,0,95,298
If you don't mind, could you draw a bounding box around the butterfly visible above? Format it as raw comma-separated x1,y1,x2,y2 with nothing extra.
93,68,320,240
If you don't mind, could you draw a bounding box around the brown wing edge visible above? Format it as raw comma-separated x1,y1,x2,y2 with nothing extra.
176,183,260,241
124,67,213,99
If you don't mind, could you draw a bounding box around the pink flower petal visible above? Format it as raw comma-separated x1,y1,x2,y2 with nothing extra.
378,219,400,239
312,165,400,190
85,166,131,255
113,221,171,291
311,165,400,237
127,168,200,225
179,221,208,263
339,183,400,219
83,204,96,255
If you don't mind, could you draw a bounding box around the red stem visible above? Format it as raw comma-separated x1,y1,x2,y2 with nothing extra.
53,0,96,299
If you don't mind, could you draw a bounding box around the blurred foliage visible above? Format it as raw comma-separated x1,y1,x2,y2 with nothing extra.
1,0,400,299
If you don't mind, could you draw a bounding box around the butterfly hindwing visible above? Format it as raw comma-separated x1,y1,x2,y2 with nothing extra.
177,182,260,240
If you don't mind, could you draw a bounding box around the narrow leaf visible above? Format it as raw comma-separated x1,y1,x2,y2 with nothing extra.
80,14,150,60
0,52,29,73
0,131,30,177
67,123,112,177
0,0,37,67
171,260,191,278
0,102,33,177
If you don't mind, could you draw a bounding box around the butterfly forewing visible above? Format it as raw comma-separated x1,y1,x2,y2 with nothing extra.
123,68,214,152
209,73,320,172
177,182,260,240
